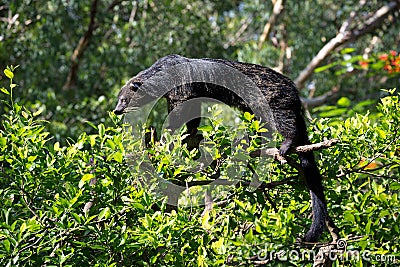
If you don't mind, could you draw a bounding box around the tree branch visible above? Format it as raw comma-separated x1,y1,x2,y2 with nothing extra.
301,86,340,108
63,0,99,90
258,0,285,49
226,16,253,47
294,1,400,90
250,139,340,159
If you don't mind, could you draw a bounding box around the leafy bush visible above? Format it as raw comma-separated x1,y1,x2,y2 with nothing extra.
1,68,399,266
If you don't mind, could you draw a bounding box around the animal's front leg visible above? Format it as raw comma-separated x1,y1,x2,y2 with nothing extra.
168,100,202,150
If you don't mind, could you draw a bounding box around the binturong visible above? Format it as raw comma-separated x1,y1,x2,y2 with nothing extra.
114,54,331,242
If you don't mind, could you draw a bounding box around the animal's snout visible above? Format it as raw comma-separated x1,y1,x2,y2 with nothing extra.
113,109,123,115
114,99,127,115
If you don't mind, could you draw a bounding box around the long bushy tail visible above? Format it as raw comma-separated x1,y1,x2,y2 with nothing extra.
299,151,328,242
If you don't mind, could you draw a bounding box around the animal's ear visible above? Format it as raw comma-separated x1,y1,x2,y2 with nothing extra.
130,81,142,91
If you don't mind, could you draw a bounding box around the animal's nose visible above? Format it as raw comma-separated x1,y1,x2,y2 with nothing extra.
113,109,123,115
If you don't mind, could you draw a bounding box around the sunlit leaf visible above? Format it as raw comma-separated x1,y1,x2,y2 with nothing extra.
4,69,13,79
337,97,351,107
319,108,347,117
113,151,123,163
198,125,213,132
0,87,9,95
314,61,339,73
98,124,105,138
98,207,111,220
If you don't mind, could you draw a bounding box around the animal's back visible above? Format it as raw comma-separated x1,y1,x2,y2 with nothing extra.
147,55,302,111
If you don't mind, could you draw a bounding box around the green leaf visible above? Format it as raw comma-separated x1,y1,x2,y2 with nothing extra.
0,137,6,146
86,121,98,130
98,207,111,220
107,139,116,149
251,120,260,131
14,103,22,113
54,142,60,151
0,87,9,95
390,182,400,191
255,223,262,234
113,151,123,163
353,99,375,112
10,221,18,232
21,111,29,119
79,174,94,188
243,112,254,121
133,203,145,210
27,155,37,162
340,47,356,54
319,108,347,117
198,125,213,132
343,211,355,223
337,97,351,107
98,124,105,138
101,177,112,187
365,219,371,234
234,199,247,210
90,135,97,147
201,211,211,229
314,61,339,73
72,213,81,223
82,173,94,182
33,109,43,116
3,239,10,253
300,202,310,214
245,228,254,243
119,237,126,246
211,238,225,254
376,128,386,139
4,69,13,79
379,210,390,218
20,222,27,233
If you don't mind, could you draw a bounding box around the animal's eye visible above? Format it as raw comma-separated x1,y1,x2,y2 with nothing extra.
130,82,142,90
121,98,127,104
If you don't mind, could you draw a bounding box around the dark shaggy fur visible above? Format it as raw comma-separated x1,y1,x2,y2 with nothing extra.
114,54,328,242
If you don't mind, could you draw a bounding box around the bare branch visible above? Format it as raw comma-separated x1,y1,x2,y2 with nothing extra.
351,1,400,38
301,86,340,108
63,0,99,90
129,1,138,23
184,176,298,190
294,1,400,90
258,0,285,49
276,24,288,73
226,16,253,47
248,139,339,174
250,139,340,159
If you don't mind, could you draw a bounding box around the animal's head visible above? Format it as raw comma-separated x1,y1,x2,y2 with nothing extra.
113,80,142,115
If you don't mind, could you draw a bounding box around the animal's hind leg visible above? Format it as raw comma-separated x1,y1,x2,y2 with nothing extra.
272,109,307,155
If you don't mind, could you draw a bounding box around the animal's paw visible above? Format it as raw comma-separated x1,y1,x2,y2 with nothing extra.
279,143,291,156
302,230,319,243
